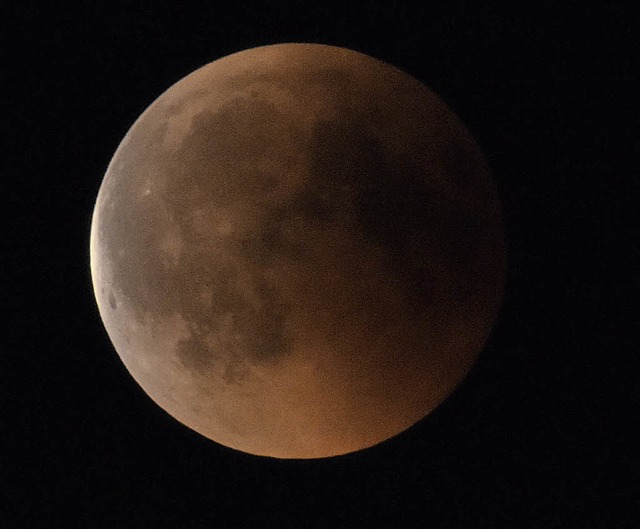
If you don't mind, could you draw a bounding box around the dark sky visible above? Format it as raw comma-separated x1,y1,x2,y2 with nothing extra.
5,3,638,528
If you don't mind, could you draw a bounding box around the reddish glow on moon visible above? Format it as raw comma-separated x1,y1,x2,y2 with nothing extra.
90,43,505,458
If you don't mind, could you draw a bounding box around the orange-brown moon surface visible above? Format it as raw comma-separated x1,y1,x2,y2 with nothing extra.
90,43,506,458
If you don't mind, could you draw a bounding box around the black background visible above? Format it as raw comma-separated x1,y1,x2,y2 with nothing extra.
5,3,638,528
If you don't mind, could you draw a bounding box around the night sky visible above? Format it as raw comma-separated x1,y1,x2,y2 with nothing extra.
6,3,638,528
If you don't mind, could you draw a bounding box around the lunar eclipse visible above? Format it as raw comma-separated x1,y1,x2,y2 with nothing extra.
90,43,506,458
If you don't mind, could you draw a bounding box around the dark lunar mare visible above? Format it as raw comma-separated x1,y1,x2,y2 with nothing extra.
307,118,493,315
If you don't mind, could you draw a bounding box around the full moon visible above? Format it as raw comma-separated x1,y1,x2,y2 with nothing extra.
90,43,505,458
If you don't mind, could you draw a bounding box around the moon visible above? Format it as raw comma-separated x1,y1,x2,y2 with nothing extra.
90,43,505,458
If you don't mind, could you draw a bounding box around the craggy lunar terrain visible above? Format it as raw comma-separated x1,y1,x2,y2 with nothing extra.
90,43,506,458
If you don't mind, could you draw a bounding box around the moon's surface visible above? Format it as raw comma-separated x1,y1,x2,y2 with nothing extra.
90,43,505,458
